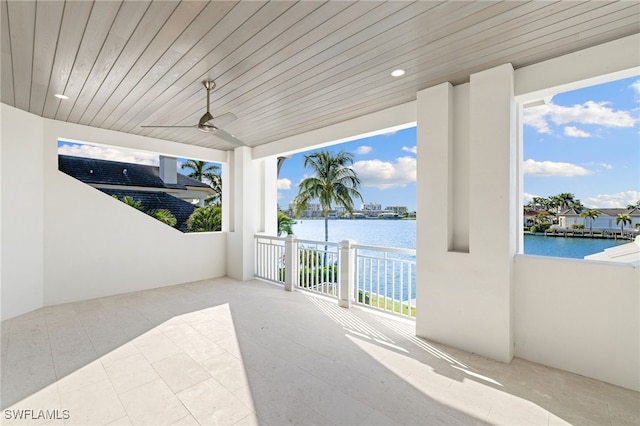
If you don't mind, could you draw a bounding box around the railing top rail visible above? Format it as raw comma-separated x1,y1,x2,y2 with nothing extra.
296,239,340,248
255,234,286,241
255,234,415,255
354,244,416,256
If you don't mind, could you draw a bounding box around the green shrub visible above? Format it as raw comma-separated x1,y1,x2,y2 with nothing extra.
299,265,337,286
186,205,221,232
358,290,370,305
299,249,322,268
147,209,177,227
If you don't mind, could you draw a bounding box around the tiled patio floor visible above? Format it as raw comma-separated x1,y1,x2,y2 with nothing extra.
1,277,638,425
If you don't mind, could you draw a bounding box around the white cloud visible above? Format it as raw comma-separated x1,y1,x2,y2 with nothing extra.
523,192,538,205
58,143,158,166
583,161,613,170
402,146,417,154
631,80,640,96
563,126,590,138
277,178,292,190
352,156,416,189
584,191,640,208
355,145,372,155
524,100,637,134
523,106,553,134
523,159,592,177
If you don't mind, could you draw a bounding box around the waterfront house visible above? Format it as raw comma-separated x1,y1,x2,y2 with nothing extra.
558,208,640,233
2,2,639,424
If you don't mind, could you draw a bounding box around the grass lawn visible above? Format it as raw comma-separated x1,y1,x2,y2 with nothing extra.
359,291,416,317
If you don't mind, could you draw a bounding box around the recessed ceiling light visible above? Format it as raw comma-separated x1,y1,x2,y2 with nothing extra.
391,69,405,77
54,93,69,100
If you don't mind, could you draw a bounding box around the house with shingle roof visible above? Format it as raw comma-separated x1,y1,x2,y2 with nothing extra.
558,207,640,232
58,155,215,232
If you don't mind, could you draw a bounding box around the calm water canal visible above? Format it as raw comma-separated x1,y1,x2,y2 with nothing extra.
290,220,628,302
291,219,627,259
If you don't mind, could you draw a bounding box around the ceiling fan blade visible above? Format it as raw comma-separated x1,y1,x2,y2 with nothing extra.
208,112,237,127
214,128,245,146
140,125,197,128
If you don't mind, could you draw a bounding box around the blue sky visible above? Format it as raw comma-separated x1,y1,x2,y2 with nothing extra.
522,75,639,208
58,75,638,211
277,127,417,211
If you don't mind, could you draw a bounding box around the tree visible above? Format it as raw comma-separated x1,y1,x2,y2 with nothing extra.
616,213,631,234
112,195,177,228
293,150,363,244
181,160,221,205
116,195,143,210
569,200,584,213
531,211,550,232
148,209,177,227
580,209,599,235
530,196,547,211
186,205,222,232
627,201,640,210
277,211,295,236
553,192,576,213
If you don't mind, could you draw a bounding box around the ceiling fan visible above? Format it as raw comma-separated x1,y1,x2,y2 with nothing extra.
141,80,243,146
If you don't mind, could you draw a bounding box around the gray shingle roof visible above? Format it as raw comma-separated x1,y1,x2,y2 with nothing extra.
99,188,197,232
560,208,640,217
58,155,211,190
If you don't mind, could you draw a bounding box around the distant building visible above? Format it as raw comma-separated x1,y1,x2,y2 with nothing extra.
385,206,408,215
361,202,382,211
288,202,324,218
558,208,640,232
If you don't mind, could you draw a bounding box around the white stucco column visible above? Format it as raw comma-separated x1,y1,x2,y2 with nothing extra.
226,147,279,281
226,146,257,281
260,157,278,236
284,234,298,292
416,64,516,363
338,240,355,308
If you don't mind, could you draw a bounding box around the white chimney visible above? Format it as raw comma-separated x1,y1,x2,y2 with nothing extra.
159,155,177,184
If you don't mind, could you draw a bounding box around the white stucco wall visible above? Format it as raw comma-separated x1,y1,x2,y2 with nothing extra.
0,104,228,320
514,255,639,391
1,105,45,320
414,34,639,389
43,171,226,305
416,64,517,363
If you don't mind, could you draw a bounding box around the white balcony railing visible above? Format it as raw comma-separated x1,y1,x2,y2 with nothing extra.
354,244,416,317
254,234,416,318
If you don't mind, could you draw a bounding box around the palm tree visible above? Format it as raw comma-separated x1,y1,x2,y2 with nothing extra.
115,195,144,210
580,209,599,235
531,211,550,232
569,200,584,213
186,205,222,232
554,192,576,213
627,201,640,210
277,211,295,236
530,196,547,211
293,150,363,244
181,160,221,204
546,197,560,214
616,213,631,234
148,209,177,227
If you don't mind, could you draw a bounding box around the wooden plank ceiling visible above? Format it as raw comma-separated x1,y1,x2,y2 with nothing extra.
2,0,639,150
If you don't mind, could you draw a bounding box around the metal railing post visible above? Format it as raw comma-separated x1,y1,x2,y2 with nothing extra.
338,240,355,308
284,234,298,291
